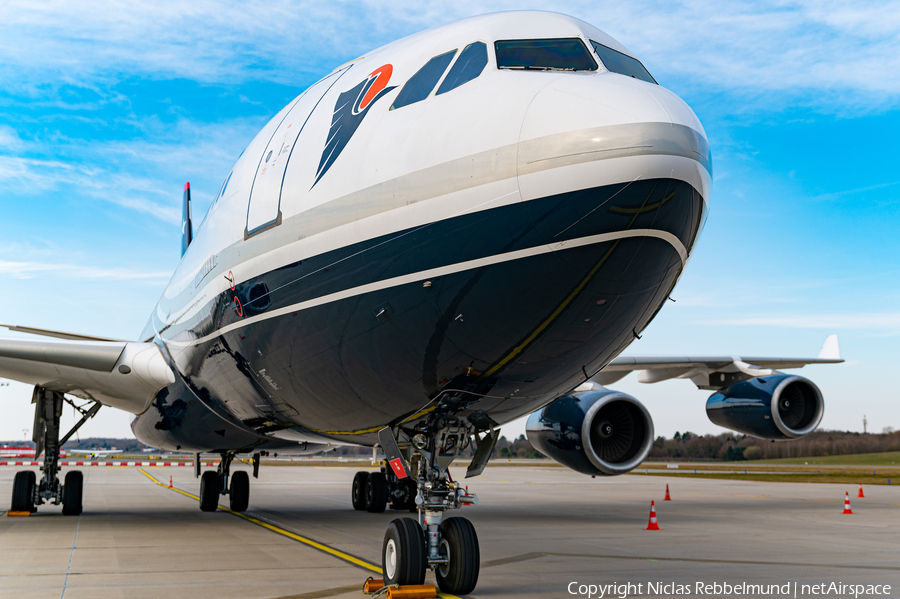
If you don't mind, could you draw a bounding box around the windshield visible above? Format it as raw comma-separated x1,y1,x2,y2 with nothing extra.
437,42,488,95
590,41,657,84
392,50,458,109
495,39,597,72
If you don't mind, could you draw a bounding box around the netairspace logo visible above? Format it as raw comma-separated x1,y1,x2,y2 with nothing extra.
566,582,893,598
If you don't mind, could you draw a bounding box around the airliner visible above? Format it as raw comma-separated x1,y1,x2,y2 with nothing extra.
0,12,841,594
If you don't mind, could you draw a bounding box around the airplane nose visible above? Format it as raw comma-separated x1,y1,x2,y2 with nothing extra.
517,74,711,202
516,74,712,273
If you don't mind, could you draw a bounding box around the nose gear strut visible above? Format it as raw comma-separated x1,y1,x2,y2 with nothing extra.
374,402,499,595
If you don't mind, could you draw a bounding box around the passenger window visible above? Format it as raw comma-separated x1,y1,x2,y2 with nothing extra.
436,42,488,95
495,39,597,71
590,41,657,84
391,50,458,109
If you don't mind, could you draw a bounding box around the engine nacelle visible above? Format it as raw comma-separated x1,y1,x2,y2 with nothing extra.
526,386,654,476
706,374,824,439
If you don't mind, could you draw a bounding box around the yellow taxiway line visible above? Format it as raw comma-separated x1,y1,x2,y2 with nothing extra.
137,468,463,598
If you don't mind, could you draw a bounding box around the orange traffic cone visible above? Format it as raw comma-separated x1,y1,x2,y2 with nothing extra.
664,484,672,501
842,492,853,514
168,476,173,489
646,500,662,530
857,483,865,498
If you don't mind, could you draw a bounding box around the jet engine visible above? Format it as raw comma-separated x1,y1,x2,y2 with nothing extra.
526,385,654,476
706,374,824,439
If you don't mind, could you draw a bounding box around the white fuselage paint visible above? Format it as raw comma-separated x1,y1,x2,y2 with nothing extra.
139,13,711,439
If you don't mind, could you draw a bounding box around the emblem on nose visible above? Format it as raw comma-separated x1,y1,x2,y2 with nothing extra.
313,65,396,187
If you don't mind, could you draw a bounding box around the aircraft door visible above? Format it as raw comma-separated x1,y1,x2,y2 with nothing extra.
245,68,350,237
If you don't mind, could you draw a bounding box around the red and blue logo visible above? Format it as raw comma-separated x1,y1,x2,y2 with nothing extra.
313,65,396,187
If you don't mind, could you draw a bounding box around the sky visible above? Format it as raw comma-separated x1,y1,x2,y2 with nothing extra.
1,0,899,443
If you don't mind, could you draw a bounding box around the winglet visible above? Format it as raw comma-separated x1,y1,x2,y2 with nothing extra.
818,334,841,360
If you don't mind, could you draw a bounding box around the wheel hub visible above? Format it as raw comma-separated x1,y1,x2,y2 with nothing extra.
438,538,451,578
385,538,398,579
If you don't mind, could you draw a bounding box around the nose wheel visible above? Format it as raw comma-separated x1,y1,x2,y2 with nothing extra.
382,518,426,586
369,414,496,595
434,517,479,593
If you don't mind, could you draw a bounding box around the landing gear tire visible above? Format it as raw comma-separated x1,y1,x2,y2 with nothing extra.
382,518,426,586
199,471,219,512
365,471,388,513
352,471,369,511
11,471,36,513
435,517,480,595
61,471,83,516
230,471,250,512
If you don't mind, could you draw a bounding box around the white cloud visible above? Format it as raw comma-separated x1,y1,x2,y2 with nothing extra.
0,1,898,111
0,125,24,150
0,115,264,225
0,259,171,281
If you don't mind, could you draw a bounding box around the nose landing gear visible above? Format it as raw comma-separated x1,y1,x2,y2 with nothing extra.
373,411,498,595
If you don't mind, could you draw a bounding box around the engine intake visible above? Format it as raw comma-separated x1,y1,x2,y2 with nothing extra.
706,374,824,439
526,386,654,476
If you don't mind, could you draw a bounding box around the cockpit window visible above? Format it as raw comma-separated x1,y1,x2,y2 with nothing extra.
392,49,458,109
495,38,597,71
590,41,657,84
437,42,488,95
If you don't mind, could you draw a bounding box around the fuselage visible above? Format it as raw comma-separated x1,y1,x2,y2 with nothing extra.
131,11,711,453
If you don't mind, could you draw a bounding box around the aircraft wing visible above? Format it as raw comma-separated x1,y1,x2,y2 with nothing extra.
0,336,175,413
0,323,124,342
595,335,842,390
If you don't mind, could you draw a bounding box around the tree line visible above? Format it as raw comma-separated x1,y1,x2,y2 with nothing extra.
9,429,897,463
649,429,900,461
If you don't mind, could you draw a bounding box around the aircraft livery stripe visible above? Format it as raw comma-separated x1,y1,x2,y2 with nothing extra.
167,227,686,348
136,468,463,598
156,121,705,330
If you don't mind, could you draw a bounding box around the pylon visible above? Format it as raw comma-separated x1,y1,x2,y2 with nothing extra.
857,483,865,498
645,500,662,530
664,484,672,501
842,492,853,514
168,476,173,489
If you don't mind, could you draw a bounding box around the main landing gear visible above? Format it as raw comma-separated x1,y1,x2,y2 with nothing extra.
197,451,260,512
9,386,100,515
351,406,499,595
351,468,417,513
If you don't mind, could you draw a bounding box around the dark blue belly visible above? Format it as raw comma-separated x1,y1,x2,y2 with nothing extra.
133,178,704,452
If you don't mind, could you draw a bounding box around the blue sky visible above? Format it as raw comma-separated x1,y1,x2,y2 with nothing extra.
1,1,898,442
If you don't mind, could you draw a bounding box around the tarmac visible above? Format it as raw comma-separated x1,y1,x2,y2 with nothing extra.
1,464,898,598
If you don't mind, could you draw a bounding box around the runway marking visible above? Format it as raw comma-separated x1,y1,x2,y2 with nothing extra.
137,469,464,598
481,551,899,572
